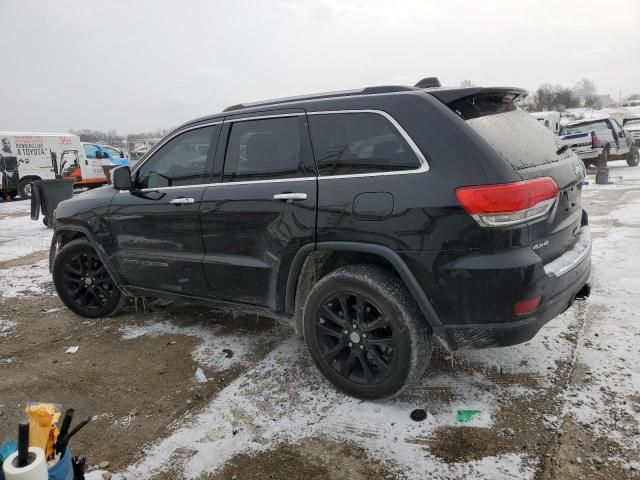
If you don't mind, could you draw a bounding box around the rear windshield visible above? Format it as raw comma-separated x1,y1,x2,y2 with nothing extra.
449,95,570,170
565,121,610,135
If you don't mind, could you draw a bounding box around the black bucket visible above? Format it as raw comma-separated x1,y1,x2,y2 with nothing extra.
595,167,609,185
30,179,74,228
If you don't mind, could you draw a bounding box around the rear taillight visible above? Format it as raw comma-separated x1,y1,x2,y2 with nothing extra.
455,177,558,227
514,296,542,315
591,131,598,149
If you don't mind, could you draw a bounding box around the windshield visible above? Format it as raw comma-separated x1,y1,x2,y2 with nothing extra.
102,146,121,157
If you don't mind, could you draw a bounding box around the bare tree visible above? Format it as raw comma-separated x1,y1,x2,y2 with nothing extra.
574,78,599,108
459,79,476,87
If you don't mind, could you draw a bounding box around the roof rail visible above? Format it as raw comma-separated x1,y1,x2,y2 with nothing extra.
223,85,420,113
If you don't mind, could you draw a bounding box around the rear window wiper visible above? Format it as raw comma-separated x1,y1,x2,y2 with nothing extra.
556,144,569,155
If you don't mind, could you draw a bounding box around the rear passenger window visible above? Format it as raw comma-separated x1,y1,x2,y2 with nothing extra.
223,116,312,182
308,112,421,176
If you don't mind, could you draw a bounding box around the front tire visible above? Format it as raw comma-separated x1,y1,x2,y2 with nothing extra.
302,265,431,399
627,146,639,167
52,238,126,318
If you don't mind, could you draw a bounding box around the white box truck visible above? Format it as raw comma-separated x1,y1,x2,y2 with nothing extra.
0,132,108,198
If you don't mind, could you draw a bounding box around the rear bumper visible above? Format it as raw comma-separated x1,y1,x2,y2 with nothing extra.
436,226,592,350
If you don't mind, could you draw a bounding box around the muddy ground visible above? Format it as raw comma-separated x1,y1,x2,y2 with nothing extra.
1,164,639,479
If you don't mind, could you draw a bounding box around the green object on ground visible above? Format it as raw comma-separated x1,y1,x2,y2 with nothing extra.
457,409,481,422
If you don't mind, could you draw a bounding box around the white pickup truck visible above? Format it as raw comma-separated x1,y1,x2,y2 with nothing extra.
559,117,639,167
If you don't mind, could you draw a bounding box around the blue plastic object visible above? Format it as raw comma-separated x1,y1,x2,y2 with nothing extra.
47,447,74,480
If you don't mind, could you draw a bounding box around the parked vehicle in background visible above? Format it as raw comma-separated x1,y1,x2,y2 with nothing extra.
50,79,592,399
622,118,640,146
0,132,109,199
531,111,560,134
82,143,129,166
559,118,639,167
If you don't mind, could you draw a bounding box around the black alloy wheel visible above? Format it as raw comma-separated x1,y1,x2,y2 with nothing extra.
303,265,431,399
315,292,397,386
53,239,125,318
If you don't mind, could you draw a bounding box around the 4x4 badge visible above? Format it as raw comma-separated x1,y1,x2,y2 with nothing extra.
532,240,550,250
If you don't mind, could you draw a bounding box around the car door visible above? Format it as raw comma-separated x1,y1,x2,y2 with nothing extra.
109,123,222,296
609,118,630,155
199,111,317,310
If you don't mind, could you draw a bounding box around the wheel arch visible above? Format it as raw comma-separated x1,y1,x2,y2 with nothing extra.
50,226,125,289
286,242,443,334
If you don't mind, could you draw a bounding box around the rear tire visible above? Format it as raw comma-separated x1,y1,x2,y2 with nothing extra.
18,179,35,199
627,146,639,167
302,264,431,399
52,238,126,318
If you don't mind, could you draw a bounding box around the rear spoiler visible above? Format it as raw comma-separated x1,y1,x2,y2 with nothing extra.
425,87,528,104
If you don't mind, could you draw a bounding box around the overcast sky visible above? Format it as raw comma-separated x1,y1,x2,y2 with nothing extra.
1,0,638,133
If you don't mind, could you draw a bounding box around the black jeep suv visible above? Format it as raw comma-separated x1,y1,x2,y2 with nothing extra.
50,80,591,399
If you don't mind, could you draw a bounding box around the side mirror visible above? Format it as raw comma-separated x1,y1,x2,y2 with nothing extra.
112,166,132,190
120,151,124,158
618,131,625,138
95,151,104,159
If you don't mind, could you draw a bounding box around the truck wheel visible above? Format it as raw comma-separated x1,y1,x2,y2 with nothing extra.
627,146,639,167
52,238,126,318
302,264,431,399
18,179,35,199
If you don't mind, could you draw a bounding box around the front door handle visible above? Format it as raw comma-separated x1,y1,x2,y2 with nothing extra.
273,193,307,201
170,197,195,205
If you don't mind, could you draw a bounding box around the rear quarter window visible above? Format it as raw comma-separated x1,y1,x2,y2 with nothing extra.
463,107,568,170
308,112,421,176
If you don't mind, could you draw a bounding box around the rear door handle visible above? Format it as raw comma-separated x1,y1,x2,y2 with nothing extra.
170,197,195,205
273,193,307,201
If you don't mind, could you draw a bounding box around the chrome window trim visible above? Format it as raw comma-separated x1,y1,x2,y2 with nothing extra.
224,112,305,123
308,109,429,179
130,121,223,176
130,176,317,193
125,109,430,192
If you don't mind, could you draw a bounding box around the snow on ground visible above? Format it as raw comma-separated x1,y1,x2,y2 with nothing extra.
122,337,537,480
559,188,640,449
0,318,17,337
1,259,52,297
0,200,54,296
120,319,284,371
0,200,52,262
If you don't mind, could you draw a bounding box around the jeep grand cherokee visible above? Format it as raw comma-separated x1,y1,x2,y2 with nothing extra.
50,79,592,399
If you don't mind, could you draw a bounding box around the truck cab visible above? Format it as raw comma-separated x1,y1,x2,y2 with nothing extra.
82,143,129,166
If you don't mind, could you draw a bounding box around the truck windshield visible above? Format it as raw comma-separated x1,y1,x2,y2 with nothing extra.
103,146,121,157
